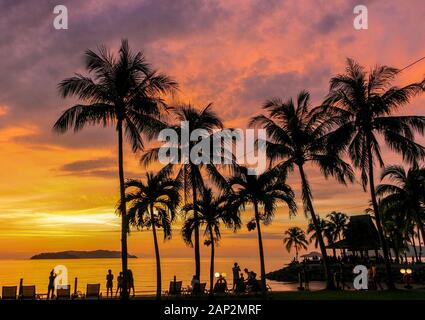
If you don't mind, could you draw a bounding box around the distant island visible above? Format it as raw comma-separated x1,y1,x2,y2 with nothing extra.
30,250,137,260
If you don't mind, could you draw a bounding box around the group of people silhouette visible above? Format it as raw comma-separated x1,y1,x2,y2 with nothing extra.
106,269,135,297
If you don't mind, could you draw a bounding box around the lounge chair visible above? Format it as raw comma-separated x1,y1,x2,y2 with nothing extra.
20,285,36,300
85,284,101,299
2,286,17,300
167,280,182,295
192,282,206,295
56,285,71,300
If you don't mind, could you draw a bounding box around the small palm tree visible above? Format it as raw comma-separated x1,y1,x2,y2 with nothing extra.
183,188,241,295
318,58,425,288
377,165,425,261
124,170,181,299
326,211,349,256
53,39,177,298
228,166,296,295
142,103,227,281
283,227,308,261
307,217,333,252
250,90,354,289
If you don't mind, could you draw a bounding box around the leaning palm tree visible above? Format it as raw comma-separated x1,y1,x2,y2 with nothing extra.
183,188,241,295
124,170,181,299
377,165,425,260
306,217,334,255
250,90,354,289
53,39,177,298
141,103,227,281
318,58,425,288
283,227,308,261
326,211,349,256
228,166,296,295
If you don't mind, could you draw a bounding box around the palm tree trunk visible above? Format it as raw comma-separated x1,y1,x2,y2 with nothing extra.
415,217,425,255
254,201,267,296
366,141,395,289
393,237,400,264
411,235,419,263
192,179,201,280
118,120,129,299
150,205,162,300
209,226,215,296
418,226,423,262
298,164,334,289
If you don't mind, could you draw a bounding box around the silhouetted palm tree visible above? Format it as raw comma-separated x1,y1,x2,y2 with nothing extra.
228,166,296,295
250,90,354,289
142,103,227,281
318,58,425,288
53,39,177,298
307,217,333,254
124,170,180,299
326,211,349,256
283,227,308,260
183,188,241,295
377,165,425,262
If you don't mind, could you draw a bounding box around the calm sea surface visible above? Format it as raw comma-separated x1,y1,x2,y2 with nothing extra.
0,257,325,295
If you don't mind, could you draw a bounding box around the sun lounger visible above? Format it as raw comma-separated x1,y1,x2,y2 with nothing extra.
85,283,101,299
56,285,71,299
192,282,206,295
20,285,36,300
2,286,17,300
167,280,183,295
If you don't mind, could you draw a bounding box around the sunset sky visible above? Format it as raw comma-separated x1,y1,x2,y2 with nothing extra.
0,0,424,260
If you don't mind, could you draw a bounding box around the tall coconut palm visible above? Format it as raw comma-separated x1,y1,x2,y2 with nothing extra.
141,103,227,281
53,39,177,298
228,166,296,295
182,188,241,295
327,211,349,256
250,90,354,289
124,170,180,299
283,227,308,261
318,58,425,288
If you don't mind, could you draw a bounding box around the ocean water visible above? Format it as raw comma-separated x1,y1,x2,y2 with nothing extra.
0,257,324,295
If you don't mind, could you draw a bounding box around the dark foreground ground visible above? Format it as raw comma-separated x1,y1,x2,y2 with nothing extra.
1,291,423,319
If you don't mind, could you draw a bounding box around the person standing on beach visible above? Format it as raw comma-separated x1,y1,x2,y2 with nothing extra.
127,269,135,297
232,262,241,290
116,272,123,297
106,270,114,298
47,269,57,299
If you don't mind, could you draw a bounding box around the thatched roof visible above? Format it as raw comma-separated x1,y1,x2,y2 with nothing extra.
327,214,381,250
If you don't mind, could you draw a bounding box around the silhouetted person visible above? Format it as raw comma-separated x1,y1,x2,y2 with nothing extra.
127,269,135,297
244,268,258,292
47,269,56,299
106,269,114,298
232,262,241,290
116,272,123,297
235,273,246,294
214,274,228,293
190,275,200,294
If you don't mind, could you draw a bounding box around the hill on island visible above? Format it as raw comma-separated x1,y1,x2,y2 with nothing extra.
30,250,137,260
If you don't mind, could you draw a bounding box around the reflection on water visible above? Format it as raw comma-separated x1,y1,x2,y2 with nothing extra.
0,257,324,295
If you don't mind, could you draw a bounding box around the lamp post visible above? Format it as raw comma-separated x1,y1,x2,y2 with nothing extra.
400,268,413,289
